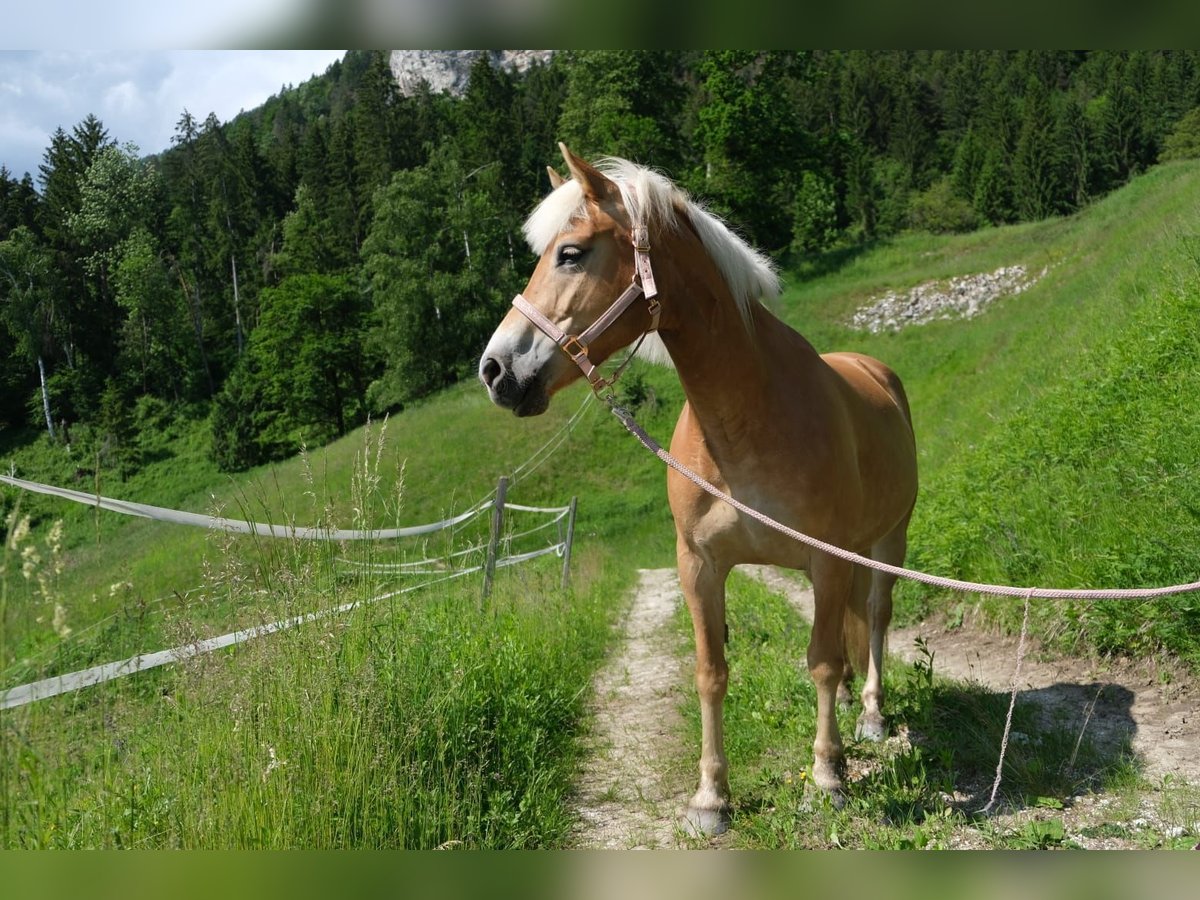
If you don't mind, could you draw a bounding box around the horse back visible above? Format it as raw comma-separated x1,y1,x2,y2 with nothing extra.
822,351,915,436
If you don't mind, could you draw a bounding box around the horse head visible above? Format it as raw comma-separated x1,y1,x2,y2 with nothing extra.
479,143,660,416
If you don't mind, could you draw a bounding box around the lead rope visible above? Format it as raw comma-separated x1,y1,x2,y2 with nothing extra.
601,395,1200,815
981,589,1032,815
604,397,1200,602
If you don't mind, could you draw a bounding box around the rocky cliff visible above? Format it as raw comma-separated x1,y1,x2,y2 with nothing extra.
388,50,554,96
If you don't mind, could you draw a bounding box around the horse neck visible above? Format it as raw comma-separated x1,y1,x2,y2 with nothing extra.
654,236,789,432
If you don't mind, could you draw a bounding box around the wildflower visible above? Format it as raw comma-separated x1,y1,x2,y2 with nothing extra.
21,544,41,580
52,603,71,638
46,520,63,553
47,520,65,574
9,515,30,549
262,745,287,782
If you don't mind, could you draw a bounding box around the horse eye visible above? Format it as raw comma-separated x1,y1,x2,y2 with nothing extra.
556,244,586,267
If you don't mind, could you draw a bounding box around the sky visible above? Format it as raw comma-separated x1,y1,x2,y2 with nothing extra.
0,0,566,187
0,51,346,182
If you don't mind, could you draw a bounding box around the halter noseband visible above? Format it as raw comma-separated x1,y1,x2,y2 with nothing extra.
511,224,660,395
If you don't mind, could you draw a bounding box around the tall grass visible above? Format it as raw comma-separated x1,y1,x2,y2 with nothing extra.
3,559,619,847
0,407,663,847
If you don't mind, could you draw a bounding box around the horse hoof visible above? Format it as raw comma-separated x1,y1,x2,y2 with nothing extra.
679,805,731,838
855,714,887,742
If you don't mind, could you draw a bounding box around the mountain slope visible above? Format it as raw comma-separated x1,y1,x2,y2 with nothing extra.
776,159,1200,667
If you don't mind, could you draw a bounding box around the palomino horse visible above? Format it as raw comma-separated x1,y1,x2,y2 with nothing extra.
480,144,918,835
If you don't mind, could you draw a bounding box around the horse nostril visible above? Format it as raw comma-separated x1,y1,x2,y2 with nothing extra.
481,357,503,389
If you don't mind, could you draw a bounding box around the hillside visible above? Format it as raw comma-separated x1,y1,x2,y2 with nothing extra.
4,159,1200,849
775,159,1200,668
6,51,1200,483
6,157,1200,675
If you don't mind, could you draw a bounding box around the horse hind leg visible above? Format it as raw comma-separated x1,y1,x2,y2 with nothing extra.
855,514,910,742
840,564,872,707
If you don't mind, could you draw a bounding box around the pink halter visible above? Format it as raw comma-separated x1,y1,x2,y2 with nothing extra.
511,225,660,394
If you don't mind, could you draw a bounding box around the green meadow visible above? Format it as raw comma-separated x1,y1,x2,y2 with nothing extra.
3,161,1200,847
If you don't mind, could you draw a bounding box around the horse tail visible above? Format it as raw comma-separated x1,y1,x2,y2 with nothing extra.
843,563,872,677
889,370,915,435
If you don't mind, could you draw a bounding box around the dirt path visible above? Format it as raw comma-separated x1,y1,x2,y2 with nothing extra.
742,564,1198,787
571,568,692,848
744,565,1199,848
571,564,1197,848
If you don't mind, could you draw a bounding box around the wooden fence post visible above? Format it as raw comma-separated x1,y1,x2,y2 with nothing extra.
560,496,578,590
481,475,508,607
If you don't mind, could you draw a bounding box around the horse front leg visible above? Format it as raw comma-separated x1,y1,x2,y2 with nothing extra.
677,545,732,837
808,554,853,805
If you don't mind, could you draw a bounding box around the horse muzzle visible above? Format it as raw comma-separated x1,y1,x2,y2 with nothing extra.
479,353,550,417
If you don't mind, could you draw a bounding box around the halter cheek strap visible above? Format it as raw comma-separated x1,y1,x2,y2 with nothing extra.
512,225,660,394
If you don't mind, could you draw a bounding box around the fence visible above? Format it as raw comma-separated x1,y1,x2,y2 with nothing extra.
0,472,579,711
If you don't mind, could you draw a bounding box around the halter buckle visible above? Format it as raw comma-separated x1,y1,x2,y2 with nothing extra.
561,335,588,361
632,226,651,254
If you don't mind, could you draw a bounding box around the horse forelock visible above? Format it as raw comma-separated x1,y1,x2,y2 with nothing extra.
522,157,780,337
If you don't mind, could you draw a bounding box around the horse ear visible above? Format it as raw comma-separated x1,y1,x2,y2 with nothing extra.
559,142,613,201
545,165,565,190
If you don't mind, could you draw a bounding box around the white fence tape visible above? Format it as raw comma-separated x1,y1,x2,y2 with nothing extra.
1,398,590,710
2,538,571,710
495,542,566,568
0,474,488,540
503,502,572,514
1,567,484,711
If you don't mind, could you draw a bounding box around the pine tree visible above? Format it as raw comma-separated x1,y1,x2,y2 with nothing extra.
1098,81,1148,189
512,58,569,203
457,55,518,180
974,145,1015,225
0,167,40,241
1012,76,1062,219
557,51,688,172
691,51,808,251
1055,95,1094,211
0,226,62,435
351,51,400,214
162,110,216,396
325,116,361,264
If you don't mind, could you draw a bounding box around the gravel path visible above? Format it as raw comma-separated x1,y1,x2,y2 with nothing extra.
570,564,1198,848
571,568,692,848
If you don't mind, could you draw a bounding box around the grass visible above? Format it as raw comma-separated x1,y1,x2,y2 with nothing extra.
775,160,1200,667
5,159,1200,847
4,551,621,847
679,571,1157,850
1,377,684,848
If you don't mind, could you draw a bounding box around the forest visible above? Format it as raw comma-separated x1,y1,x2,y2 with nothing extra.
3,50,1200,475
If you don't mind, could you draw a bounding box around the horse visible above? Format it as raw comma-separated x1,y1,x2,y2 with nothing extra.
479,143,918,836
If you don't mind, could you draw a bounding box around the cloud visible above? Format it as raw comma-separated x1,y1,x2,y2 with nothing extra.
103,81,143,117
7,1,311,49
0,50,343,180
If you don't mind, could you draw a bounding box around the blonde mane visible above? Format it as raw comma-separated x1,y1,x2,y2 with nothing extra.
522,158,780,366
